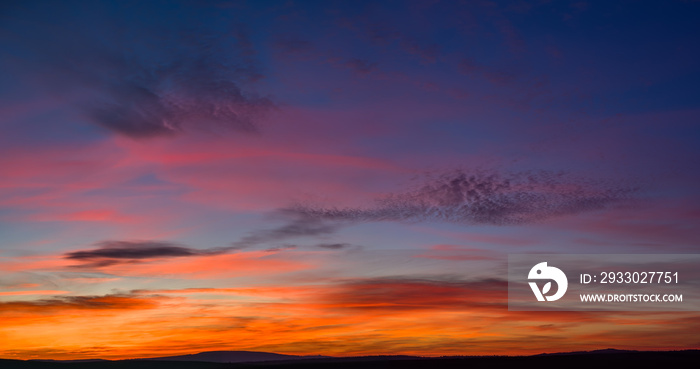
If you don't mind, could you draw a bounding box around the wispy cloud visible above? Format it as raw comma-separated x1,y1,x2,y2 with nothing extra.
233,214,340,248
263,245,298,253
414,245,501,261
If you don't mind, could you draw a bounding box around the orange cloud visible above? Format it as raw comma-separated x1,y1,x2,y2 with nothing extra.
0,294,167,314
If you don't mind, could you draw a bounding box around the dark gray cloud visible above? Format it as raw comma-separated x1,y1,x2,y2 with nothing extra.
65,240,229,268
1,1,273,138
316,243,352,250
0,293,165,312
287,169,637,226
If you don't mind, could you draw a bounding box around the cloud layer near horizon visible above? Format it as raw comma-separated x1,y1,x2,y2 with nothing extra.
2,276,698,359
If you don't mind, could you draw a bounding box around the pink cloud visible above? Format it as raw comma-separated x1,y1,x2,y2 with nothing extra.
0,290,69,296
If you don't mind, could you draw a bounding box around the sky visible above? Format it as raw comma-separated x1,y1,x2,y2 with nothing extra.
1,0,700,360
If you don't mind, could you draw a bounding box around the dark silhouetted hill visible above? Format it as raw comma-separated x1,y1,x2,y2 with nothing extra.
2,350,699,369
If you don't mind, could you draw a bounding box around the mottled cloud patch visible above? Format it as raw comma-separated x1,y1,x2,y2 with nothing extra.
1,1,273,138
84,40,273,138
64,240,229,268
288,169,637,226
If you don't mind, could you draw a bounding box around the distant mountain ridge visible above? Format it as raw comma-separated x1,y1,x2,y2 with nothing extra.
135,350,329,363
534,348,638,356
21,348,700,365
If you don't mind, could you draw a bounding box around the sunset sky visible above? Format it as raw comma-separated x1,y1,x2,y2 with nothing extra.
1,0,700,360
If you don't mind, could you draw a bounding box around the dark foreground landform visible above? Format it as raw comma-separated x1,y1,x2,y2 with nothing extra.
2,350,699,369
